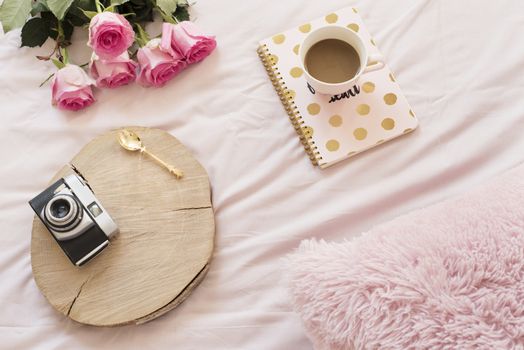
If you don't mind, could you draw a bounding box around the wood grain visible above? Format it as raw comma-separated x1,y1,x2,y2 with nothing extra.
31,127,215,326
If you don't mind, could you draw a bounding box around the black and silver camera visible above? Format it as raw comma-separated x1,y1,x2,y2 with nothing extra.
29,173,118,266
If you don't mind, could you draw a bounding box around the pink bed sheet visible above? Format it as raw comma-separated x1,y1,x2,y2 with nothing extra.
1,0,523,349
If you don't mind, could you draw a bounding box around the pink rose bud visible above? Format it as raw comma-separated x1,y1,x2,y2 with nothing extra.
161,21,216,64
137,38,186,88
51,65,96,111
90,51,137,89
88,12,135,59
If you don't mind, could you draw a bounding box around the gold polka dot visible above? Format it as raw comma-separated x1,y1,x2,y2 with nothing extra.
301,126,314,137
329,115,343,127
326,139,340,152
409,110,415,118
307,103,321,115
348,151,357,156
384,93,397,105
299,24,311,33
290,67,303,78
362,82,375,93
293,44,300,55
356,104,370,116
403,128,414,134
381,118,395,130
376,139,385,144
268,54,278,65
325,13,338,23
347,23,359,32
352,8,358,13
286,89,296,99
389,73,396,82
272,34,285,44
353,128,368,141
370,39,376,46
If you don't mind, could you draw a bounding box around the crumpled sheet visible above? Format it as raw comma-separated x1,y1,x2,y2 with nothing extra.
0,0,523,349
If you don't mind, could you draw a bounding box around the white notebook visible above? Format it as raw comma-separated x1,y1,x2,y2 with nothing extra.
257,6,418,168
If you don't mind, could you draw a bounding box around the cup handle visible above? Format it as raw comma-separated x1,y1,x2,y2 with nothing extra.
363,54,385,74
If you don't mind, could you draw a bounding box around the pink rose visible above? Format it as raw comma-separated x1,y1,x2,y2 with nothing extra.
51,65,95,111
88,12,135,59
90,51,137,89
137,38,186,88
160,21,216,64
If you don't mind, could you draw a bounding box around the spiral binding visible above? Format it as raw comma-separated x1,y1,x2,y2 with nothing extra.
257,44,322,166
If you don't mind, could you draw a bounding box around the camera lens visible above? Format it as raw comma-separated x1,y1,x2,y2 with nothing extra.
50,199,70,219
44,194,82,232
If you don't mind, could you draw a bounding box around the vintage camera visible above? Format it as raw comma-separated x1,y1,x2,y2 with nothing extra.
29,173,118,266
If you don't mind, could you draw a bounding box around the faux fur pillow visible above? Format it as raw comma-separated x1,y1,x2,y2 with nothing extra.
287,165,524,350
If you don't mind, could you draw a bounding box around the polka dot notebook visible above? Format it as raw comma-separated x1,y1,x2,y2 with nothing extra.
257,7,418,169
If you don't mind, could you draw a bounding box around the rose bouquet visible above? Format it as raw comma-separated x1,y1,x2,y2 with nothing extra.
0,0,216,111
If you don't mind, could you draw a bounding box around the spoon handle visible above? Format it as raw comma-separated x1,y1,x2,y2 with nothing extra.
142,148,184,179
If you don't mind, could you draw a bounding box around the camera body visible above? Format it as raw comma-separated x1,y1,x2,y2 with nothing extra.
29,174,118,266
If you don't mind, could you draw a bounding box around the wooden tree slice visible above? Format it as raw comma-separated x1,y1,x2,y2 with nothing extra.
31,127,215,326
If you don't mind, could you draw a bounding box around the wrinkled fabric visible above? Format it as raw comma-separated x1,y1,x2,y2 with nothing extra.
0,0,524,349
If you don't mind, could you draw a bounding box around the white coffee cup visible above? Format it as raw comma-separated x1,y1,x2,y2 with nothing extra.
299,25,385,95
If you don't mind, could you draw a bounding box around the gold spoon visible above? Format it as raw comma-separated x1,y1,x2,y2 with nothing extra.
117,129,183,179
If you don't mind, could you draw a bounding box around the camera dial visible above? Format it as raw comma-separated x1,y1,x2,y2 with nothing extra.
44,194,83,232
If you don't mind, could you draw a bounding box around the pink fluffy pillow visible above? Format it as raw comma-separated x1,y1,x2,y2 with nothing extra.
287,165,524,349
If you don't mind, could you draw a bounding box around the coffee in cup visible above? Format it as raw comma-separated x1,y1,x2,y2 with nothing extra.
305,39,361,84
299,25,385,95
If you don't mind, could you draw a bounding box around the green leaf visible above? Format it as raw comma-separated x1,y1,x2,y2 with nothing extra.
41,11,58,39
157,7,175,24
95,0,103,12
0,0,32,32
31,0,49,16
156,0,177,16
111,0,130,5
62,20,74,42
66,12,87,26
21,17,49,47
46,0,74,20
104,5,118,12
134,22,149,46
174,6,189,21
62,47,69,64
67,0,96,26
68,0,96,15
120,0,154,22
80,9,98,20
51,58,65,69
